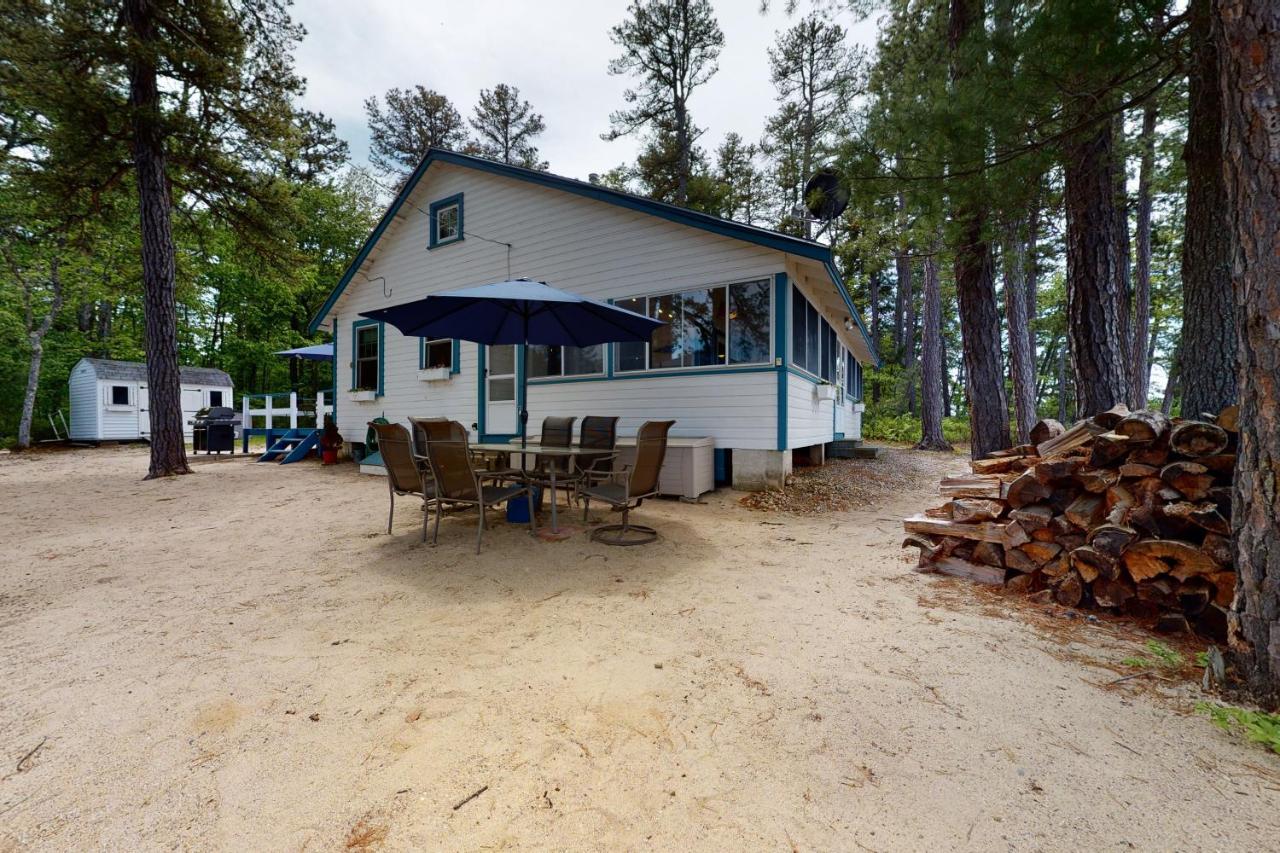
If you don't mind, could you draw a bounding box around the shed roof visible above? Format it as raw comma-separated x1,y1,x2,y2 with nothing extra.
78,358,233,387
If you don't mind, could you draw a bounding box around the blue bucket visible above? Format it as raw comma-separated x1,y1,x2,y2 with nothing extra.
506,486,543,523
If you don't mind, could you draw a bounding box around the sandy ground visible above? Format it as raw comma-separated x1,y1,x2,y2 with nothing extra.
0,445,1277,852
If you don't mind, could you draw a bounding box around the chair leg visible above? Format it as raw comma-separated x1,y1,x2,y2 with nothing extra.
526,489,537,535
387,487,395,534
432,500,442,545
476,500,486,554
421,500,428,543
582,497,590,523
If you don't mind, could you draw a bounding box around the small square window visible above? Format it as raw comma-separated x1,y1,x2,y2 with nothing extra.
209,390,224,407
429,194,464,248
422,339,453,370
110,385,130,406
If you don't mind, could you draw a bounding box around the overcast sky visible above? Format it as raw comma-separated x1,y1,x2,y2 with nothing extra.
291,0,881,182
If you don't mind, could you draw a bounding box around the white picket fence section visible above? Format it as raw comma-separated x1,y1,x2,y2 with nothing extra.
240,390,333,431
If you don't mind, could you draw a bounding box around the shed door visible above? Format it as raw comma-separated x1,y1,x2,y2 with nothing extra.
485,345,517,435
137,385,150,437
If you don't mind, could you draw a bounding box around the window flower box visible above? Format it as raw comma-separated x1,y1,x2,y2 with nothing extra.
348,389,377,402
814,383,837,402
417,366,451,383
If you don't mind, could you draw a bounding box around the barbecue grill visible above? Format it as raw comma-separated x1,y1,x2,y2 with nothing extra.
190,406,240,454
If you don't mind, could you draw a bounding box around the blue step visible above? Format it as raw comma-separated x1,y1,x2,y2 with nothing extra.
258,429,319,463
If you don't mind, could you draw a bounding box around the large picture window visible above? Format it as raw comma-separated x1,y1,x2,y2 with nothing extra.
354,324,380,391
615,280,771,372
528,344,604,378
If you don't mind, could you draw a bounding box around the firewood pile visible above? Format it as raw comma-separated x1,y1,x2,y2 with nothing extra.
902,404,1239,641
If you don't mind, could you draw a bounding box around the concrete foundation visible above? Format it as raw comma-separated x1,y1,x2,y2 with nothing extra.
732,449,793,491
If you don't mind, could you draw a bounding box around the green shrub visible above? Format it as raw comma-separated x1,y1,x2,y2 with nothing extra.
1196,703,1280,755
861,410,971,445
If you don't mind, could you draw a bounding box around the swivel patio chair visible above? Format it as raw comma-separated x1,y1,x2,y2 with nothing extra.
580,419,674,546
575,415,620,491
420,419,537,553
369,421,436,543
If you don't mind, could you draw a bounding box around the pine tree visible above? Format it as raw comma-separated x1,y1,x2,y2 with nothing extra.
1217,0,1280,706
469,84,548,169
5,0,307,476
604,0,724,206
715,133,766,224
365,86,469,179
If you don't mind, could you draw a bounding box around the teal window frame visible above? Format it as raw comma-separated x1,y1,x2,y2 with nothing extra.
428,193,464,248
419,337,460,374
351,318,384,396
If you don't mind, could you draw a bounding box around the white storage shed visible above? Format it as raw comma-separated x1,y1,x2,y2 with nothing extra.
68,358,234,442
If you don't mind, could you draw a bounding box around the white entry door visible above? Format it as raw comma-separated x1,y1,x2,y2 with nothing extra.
137,384,150,437
486,345,517,434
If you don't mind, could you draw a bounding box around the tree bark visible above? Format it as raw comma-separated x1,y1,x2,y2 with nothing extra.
124,0,190,478
1056,343,1069,423
916,250,952,451
15,254,65,449
1064,115,1130,418
1183,0,1238,418
1217,0,1280,706
1112,112,1133,395
949,0,1010,458
1130,97,1157,408
1002,221,1036,444
1161,347,1180,416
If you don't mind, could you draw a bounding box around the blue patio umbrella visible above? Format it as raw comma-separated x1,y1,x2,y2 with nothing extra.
274,343,334,361
359,279,664,446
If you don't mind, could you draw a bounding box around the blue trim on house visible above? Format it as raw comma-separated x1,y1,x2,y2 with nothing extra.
428,192,464,249
331,320,338,421
526,364,776,386
350,318,384,397
451,338,461,375
823,260,882,367
774,272,789,452
306,148,874,340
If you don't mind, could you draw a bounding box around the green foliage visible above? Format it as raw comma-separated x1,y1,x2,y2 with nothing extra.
1121,640,1187,670
1196,703,1280,756
862,410,970,445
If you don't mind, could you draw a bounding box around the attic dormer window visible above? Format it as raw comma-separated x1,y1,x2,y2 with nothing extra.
429,193,463,248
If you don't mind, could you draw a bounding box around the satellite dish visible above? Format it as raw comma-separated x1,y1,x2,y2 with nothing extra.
803,167,849,220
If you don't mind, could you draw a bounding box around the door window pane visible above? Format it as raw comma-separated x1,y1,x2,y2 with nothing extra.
616,297,647,371
489,377,514,401
489,344,514,375
730,280,770,364
648,292,682,369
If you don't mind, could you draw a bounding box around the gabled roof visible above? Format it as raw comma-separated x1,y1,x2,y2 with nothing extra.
309,148,880,365
77,358,233,387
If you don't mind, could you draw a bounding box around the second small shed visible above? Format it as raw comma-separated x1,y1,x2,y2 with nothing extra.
68,358,234,442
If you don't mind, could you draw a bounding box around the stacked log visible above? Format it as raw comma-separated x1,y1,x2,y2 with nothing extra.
902,404,1239,640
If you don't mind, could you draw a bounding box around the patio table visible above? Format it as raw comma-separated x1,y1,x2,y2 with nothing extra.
469,443,586,534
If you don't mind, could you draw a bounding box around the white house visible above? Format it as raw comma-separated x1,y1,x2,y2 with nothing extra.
68,358,233,442
309,149,879,490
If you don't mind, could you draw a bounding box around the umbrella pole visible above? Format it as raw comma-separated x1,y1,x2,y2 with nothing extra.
520,312,529,452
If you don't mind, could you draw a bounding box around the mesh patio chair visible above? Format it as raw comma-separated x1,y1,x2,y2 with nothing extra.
420,420,537,553
528,415,577,508
369,421,436,542
575,416,620,489
580,419,674,546
407,416,454,457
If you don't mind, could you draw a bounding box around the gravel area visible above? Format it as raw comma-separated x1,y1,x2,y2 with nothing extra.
739,446,963,514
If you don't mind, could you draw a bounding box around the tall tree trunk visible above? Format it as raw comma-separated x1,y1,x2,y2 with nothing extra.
940,326,952,417
1112,112,1133,396
869,271,882,403
124,0,190,478
954,220,1010,457
1217,0,1280,706
1161,346,1180,415
1002,221,1036,444
1025,192,1039,358
1183,0,1238,417
893,240,909,356
1064,115,1130,417
949,0,1010,458
16,255,65,449
1056,343,1068,424
915,250,951,451
1130,97,1158,408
